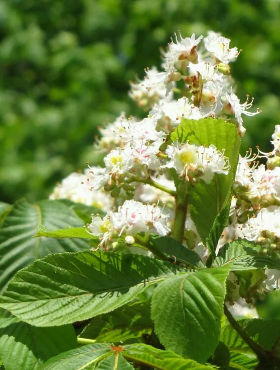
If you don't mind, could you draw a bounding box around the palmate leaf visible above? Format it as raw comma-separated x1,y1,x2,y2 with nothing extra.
214,240,280,271
79,301,153,344
151,265,230,363
0,198,91,293
0,308,76,370
171,118,240,249
40,343,216,370
57,199,105,223
0,251,182,326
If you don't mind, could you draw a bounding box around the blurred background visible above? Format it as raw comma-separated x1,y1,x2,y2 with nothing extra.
1,0,280,204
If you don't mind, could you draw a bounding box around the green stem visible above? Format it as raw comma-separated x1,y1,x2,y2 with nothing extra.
224,305,269,360
77,338,96,345
127,174,176,196
172,194,189,243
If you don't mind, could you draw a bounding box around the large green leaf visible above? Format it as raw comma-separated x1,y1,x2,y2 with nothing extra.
214,240,280,271
40,343,215,370
79,301,153,344
171,118,240,247
0,198,90,293
0,251,181,326
0,309,76,370
151,265,230,363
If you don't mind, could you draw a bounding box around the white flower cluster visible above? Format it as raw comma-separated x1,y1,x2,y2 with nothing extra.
50,170,113,211
130,31,259,135
88,199,173,247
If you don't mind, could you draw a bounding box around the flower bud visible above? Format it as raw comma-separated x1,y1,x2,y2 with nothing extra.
125,235,135,245
217,63,231,75
267,156,280,169
111,187,121,198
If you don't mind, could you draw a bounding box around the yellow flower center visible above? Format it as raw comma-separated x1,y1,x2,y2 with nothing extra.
179,150,196,164
110,156,123,165
99,220,111,233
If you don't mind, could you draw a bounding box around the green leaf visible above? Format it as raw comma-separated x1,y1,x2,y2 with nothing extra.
0,309,76,370
95,353,135,370
40,343,111,370
0,251,181,326
79,301,153,344
123,344,216,369
214,240,280,271
151,265,230,363
0,198,90,293
150,235,204,268
35,226,98,240
57,199,105,223
0,202,12,226
206,199,231,257
41,343,216,370
223,318,280,352
171,118,240,248
229,352,258,370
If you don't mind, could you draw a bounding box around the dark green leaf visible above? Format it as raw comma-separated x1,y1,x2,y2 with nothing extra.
0,203,12,226
0,309,76,370
0,199,90,293
79,301,153,344
206,199,231,257
0,251,181,326
150,235,203,268
151,265,230,362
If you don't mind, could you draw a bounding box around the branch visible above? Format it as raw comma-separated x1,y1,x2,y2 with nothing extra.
127,174,176,196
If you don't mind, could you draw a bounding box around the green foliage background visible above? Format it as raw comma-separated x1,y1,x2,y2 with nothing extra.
1,0,280,203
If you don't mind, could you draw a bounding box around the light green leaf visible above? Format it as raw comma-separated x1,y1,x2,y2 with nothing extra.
0,309,76,370
95,353,135,370
229,352,258,370
40,343,111,370
0,198,90,293
171,118,240,248
0,251,181,326
123,344,216,369
150,235,204,268
151,265,230,362
79,301,153,344
35,226,98,240
214,240,280,271
41,343,216,370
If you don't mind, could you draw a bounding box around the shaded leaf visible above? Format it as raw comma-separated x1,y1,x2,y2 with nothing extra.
0,199,91,293
79,301,153,344
0,251,181,326
150,235,203,268
151,266,230,362
0,309,76,370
